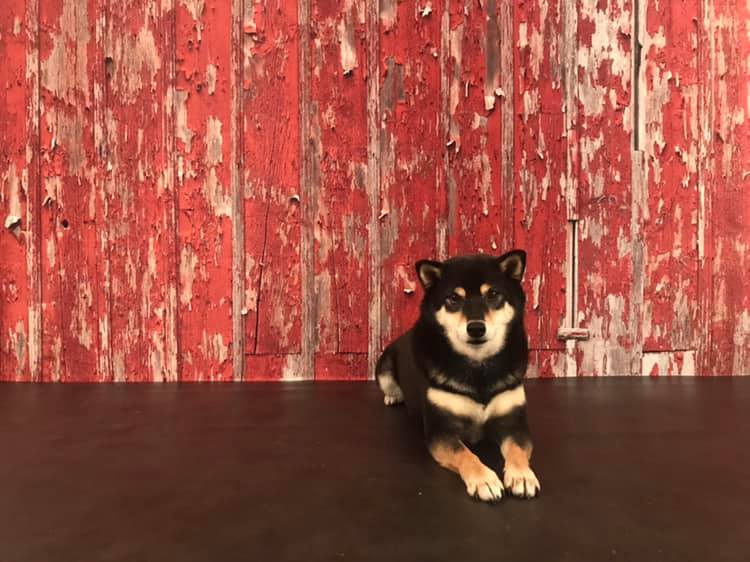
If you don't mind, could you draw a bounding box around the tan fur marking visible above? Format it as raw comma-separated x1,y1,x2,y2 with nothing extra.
480,283,491,295
501,437,540,498
499,254,524,279
454,286,466,297
430,441,504,501
431,441,481,475
427,387,484,420
418,262,442,288
427,385,525,423
485,384,526,418
500,438,532,469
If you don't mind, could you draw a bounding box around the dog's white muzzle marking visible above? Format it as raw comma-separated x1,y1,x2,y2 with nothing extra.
426,385,526,424
435,301,515,362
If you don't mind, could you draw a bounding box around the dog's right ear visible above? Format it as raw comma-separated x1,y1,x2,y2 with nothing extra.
416,260,443,290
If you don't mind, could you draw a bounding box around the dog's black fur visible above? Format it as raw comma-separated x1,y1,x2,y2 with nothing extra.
376,250,539,502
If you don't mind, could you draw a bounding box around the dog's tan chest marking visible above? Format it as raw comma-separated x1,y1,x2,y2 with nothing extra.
426,385,526,424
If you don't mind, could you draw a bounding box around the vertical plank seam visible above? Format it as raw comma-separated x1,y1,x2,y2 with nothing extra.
499,0,515,252
561,0,579,377
366,0,381,378
231,0,246,381
437,0,450,260
166,0,180,382
299,0,315,379
629,0,646,375
696,0,714,374
94,0,111,381
103,0,114,381
25,0,42,381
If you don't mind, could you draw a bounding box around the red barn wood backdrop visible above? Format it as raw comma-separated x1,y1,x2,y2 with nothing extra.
2,0,750,381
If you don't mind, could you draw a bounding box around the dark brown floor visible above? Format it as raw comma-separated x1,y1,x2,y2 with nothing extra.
0,378,748,562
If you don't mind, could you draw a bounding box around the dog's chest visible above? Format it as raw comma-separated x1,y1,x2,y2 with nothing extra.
425,384,526,439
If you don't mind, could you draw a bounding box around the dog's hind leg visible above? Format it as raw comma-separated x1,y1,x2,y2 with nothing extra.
375,348,404,406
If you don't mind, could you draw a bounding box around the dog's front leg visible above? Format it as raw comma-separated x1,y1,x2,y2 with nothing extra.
486,408,540,498
428,437,504,502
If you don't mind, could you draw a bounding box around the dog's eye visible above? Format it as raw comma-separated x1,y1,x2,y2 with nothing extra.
486,289,500,300
445,293,463,307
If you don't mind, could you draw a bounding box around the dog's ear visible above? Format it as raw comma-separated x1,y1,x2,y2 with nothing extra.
415,260,443,290
497,250,526,281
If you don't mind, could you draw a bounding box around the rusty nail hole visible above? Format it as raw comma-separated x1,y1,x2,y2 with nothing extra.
61,219,69,229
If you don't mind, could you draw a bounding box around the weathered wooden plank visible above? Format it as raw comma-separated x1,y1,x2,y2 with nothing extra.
642,350,697,376
245,353,303,381
314,352,368,380
175,0,234,381
231,0,245,381
444,0,506,255
575,0,634,376
299,0,314,379
638,0,700,355
377,0,443,350
242,0,303,379
365,0,380,377
527,350,569,378
37,0,102,381
701,0,750,374
696,0,714,375
309,0,370,379
104,0,179,382
0,0,38,381
515,0,568,353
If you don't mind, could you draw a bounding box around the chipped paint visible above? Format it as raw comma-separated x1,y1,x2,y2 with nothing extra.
2,0,750,381
337,11,359,74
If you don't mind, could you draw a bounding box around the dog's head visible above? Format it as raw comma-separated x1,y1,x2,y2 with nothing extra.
416,251,527,362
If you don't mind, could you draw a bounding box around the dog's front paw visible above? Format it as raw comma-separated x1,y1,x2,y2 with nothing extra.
464,466,504,502
503,465,540,498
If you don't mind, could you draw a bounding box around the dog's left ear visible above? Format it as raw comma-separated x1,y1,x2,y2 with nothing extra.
497,250,526,281
415,260,443,290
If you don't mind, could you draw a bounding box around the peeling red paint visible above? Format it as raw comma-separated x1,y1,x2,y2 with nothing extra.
639,0,700,354
575,0,635,376
378,0,443,348
243,0,302,379
38,0,101,382
175,0,234,381
309,0,370,379
445,0,506,256
515,0,568,361
2,0,750,381
0,1,34,381
104,0,179,382
700,0,750,375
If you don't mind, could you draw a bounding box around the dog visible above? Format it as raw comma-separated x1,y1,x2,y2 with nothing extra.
375,250,539,502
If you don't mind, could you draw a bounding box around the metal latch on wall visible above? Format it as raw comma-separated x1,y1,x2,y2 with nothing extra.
557,219,590,341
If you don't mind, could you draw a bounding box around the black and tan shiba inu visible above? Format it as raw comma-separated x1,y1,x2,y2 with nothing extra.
376,250,539,502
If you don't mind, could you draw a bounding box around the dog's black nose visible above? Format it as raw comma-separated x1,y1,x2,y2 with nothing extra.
467,321,486,339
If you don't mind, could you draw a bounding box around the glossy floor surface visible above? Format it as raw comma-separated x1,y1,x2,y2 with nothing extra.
0,378,748,561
